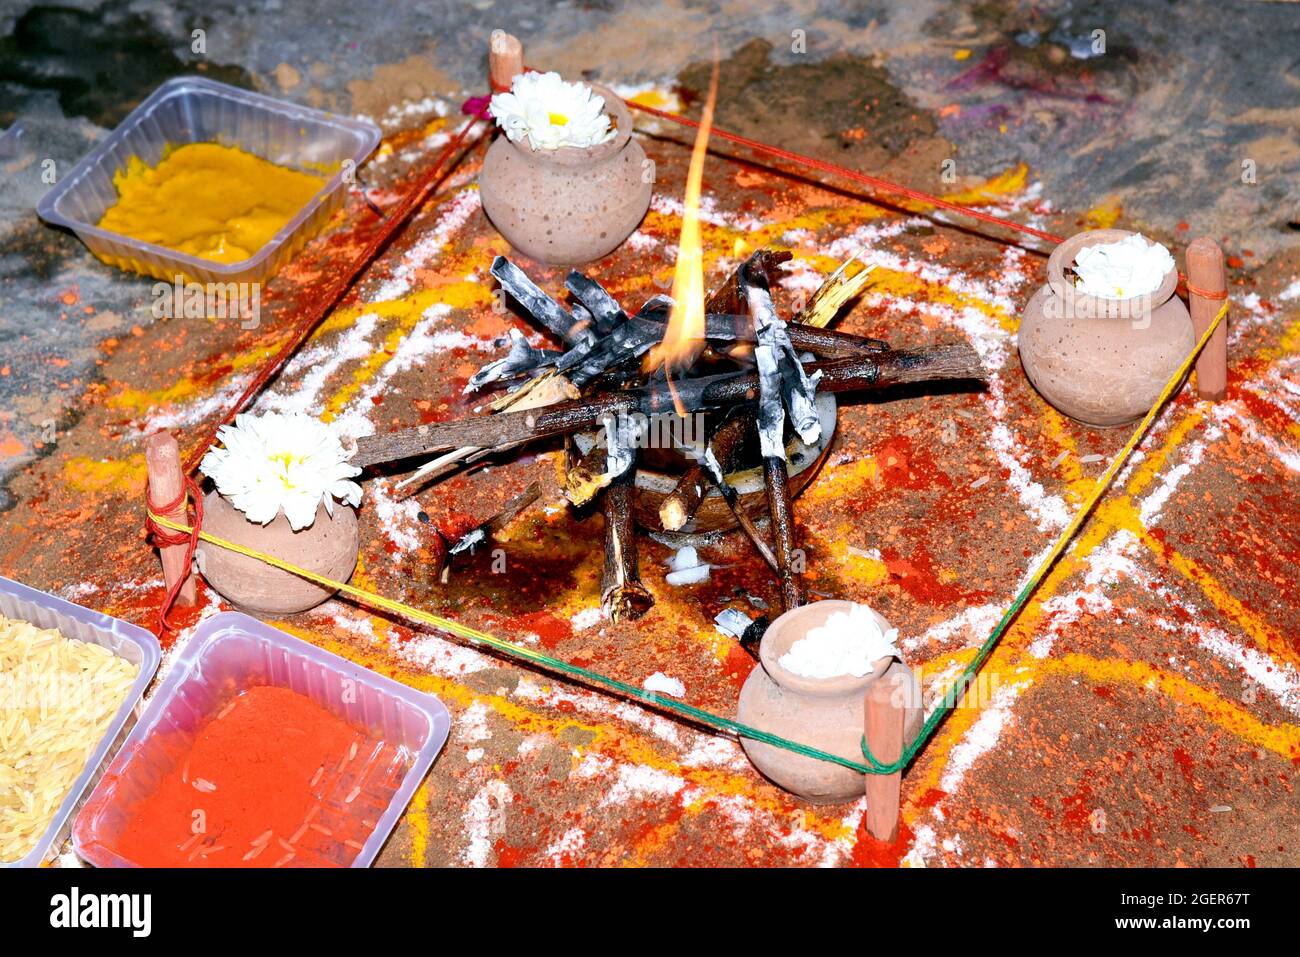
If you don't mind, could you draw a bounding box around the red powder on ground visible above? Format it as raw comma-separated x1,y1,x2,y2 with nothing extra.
114,686,374,867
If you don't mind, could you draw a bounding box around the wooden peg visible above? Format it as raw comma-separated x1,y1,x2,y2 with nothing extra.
864,662,909,842
1185,237,1228,400
144,431,196,606
489,30,524,93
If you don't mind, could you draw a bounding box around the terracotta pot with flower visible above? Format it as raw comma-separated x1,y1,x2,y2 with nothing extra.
196,412,362,615
480,71,653,265
1018,229,1194,426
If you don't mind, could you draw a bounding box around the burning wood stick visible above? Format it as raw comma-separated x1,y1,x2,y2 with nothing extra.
353,344,983,468
601,467,653,622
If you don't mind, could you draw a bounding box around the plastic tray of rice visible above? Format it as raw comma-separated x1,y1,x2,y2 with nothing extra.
0,575,160,867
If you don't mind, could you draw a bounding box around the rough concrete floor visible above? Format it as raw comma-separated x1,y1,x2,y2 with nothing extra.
0,0,1297,867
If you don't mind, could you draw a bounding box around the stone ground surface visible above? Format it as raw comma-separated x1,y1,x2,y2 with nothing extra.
0,0,1298,867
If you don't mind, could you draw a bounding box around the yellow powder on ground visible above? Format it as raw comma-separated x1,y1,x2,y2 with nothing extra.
97,143,327,264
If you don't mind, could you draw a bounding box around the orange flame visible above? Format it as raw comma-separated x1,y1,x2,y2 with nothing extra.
644,60,719,411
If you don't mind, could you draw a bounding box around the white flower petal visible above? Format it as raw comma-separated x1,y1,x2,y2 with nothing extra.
198,412,363,530
489,71,617,150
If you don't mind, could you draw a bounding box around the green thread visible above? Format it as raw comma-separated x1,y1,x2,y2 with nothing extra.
153,302,1226,780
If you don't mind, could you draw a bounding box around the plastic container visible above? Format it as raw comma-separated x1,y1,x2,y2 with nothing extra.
36,76,381,284
0,575,161,868
73,612,450,868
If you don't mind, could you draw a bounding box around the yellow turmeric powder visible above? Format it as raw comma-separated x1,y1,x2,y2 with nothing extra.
97,143,327,264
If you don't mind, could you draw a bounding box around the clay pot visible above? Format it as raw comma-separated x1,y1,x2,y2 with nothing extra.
736,600,922,804
1018,228,1194,427
196,491,359,616
479,84,652,265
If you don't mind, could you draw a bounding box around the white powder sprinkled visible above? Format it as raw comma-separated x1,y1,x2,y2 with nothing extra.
642,672,686,698
778,603,901,679
1072,233,1174,300
664,545,710,585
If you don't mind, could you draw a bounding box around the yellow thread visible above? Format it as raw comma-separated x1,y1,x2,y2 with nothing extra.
153,302,1229,774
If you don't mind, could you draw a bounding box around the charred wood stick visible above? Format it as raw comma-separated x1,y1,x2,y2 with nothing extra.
625,312,889,360
491,256,586,345
710,470,780,573
660,410,752,531
446,481,543,559
763,454,804,611
565,271,626,335
560,297,671,387
601,467,653,622
707,249,792,314
352,344,983,468
709,315,889,359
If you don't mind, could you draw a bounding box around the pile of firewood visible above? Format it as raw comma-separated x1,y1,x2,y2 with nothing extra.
352,249,984,623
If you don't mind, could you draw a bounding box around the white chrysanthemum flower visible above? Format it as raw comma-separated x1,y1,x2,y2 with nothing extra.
199,412,362,532
489,71,616,151
1072,233,1175,300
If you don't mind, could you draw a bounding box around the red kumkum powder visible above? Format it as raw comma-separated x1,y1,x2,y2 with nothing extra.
116,685,379,867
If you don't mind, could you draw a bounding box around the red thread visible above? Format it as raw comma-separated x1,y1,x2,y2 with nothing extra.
624,99,1067,246
180,102,493,475
145,474,204,635
624,100,1231,302
1184,283,1228,301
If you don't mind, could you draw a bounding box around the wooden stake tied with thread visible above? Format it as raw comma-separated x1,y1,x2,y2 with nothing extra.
489,30,524,93
1186,236,1228,400
863,663,911,842
145,431,196,606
